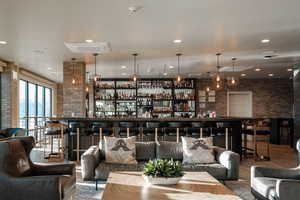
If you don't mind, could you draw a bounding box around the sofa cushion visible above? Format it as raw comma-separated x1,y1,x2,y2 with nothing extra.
104,136,137,164
136,142,156,161
95,162,138,180
156,141,183,160
183,163,227,180
181,137,215,164
252,177,278,200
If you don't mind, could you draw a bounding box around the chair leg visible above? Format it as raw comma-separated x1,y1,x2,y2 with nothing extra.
127,128,130,138
176,128,179,143
200,128,203,138
155,128,158,142
95,180,98,191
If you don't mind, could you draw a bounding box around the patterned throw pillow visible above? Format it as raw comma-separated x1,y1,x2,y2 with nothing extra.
104,136,137,164
181,137,215,164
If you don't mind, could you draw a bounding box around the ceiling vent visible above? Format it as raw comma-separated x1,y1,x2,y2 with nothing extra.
64,42,111,54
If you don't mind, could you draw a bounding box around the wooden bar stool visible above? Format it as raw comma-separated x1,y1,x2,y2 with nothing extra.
118,122,139,138
92,122,113,144
145,122,164,142
45,121,67,162
69,122,88,163
216,122,233,150
188,122,211,138
165,122,185,143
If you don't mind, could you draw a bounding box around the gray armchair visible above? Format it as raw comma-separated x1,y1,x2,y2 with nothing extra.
0,136,76,200
251,139,300,200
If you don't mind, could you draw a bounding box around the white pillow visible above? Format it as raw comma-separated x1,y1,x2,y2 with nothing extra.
104,136,137,164
181,137,215,164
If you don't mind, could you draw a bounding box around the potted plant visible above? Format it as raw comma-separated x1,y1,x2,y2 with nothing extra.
143,159,184,185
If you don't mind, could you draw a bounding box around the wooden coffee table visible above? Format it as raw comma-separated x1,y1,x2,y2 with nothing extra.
101,171,242,200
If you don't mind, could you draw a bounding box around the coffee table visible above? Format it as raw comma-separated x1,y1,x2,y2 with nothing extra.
101,171,242,200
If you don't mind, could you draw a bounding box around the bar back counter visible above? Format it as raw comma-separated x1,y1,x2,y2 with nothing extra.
52,117,243,161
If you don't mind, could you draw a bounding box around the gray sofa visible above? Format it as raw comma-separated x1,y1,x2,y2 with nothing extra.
251,139,300,200
81,141,240,183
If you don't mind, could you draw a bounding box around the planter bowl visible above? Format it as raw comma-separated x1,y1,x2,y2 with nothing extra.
143,175,183,185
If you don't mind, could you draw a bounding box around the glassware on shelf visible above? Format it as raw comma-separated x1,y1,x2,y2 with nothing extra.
116,90,136,100
95,89,115,100
95,81,115,89
116,81,136,89
174,89,195,100
174,101,195,112
174,79,194,88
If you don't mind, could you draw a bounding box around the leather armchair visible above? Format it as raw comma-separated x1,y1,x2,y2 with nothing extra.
0,136,76,200
251,139,300,200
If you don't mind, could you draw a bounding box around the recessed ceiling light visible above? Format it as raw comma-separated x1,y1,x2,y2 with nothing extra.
0,41,7,45
261,39,270,43
255,68,262,72
121,66,127,69
163,72,168,76
287,68,293,72
241,73,246,77
85,39,93,43
47,67,53,70
169,65,174,69
268,73,274,77
122,73,127,76
173,39,182,43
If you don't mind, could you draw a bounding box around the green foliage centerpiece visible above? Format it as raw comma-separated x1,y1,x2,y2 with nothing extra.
143,159,184,185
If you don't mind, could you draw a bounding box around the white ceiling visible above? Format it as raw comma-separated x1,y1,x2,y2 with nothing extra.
1,0,300,82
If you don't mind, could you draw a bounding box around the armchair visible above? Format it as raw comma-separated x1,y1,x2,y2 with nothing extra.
0,136,76,200
251,139,300,200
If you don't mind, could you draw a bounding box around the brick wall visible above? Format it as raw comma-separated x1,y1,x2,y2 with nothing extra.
63,61,86,117
197,78,293,118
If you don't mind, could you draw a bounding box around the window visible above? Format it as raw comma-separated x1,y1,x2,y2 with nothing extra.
19,80,53,132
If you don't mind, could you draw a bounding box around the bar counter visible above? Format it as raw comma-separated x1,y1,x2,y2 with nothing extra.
51,117,242,161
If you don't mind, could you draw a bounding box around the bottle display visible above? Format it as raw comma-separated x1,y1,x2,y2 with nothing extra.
174,79,194,88
175,89,195,100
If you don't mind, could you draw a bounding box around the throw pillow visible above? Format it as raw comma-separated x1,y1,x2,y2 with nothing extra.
104,136,137,164
181,137,215,164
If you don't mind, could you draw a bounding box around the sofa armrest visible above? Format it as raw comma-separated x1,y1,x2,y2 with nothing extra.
31,162,75,176
276,179,300,200
0,175,61,200
81,145,101,181
251,166,300,180
214,147,240,180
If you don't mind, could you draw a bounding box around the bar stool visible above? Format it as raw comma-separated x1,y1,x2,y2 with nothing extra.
165,122,186,143
144,122,164,142
92,122,113,144
280,119,292,145
44,121,67,161
188,122,211,138
242,120,271,161
118,122,139,138
216,122,233,150
69,122,89,163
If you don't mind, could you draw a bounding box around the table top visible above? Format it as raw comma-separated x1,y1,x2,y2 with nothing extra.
101,171,242,200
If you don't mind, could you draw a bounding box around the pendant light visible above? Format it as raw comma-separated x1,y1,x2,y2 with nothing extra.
213,53,223,90
85,72,89,92
132,53,139,82
71,58,76,85
176,53,182,82
93,53,100,82
227,57,238,87
205,72,211,92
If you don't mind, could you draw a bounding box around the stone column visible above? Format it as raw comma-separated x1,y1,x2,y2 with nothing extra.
63,61,86,117
294,66,300,148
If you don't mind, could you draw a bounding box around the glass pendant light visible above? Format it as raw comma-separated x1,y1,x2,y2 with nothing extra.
213,53,224,90
227,57,239,87
176,53,182,82
93,53,100,82
85,72,89,92
71,58,76,84
131,53,139,82
205,72,211,92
